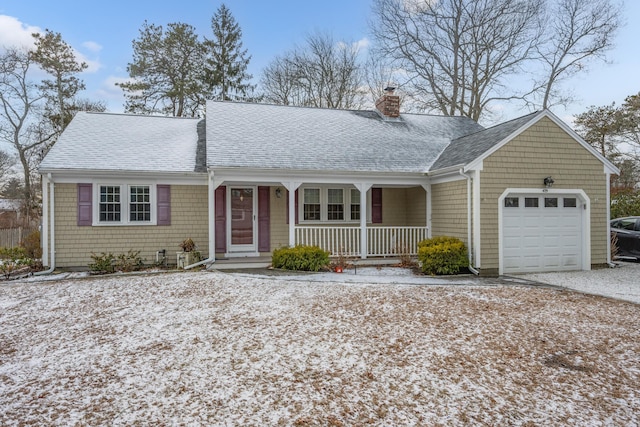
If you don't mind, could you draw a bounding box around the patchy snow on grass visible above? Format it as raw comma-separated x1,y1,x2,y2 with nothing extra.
1,270,639,426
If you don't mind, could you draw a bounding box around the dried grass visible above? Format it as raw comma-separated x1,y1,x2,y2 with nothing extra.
0,272,638,426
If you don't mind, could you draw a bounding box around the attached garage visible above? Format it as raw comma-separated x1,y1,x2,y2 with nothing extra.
499,190,589,274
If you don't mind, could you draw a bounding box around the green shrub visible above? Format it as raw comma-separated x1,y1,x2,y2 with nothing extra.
0,247,33,279
21,230,42,259
417,236,469,275
115,250,144,272
89,252,115,274
611,190,640,219
272,245,330,272
0,247,28,260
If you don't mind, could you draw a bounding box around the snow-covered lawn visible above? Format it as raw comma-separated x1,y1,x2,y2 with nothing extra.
1,270,639,426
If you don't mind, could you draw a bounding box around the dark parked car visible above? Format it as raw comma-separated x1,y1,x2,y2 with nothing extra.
611,216,640,261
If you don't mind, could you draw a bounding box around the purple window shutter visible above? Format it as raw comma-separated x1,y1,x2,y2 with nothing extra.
372,187,383,224
215,186,226,253
258,186,270,252
77,183,92,226
285,189,299,225
157,185,171,226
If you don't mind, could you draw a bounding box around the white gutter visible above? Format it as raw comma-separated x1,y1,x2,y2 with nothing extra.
35,175,55,275
459,169,479,275
184,172,217,270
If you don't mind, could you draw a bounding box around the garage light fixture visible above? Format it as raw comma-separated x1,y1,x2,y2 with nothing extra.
544,176,554,188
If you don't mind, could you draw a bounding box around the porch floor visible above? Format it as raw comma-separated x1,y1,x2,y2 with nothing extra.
207,256,407,271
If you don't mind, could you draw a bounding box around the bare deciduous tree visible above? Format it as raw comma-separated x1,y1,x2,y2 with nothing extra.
0,47,49,202
260,33,364,109
0,149,15,187
534,0,622,109
371,0,543,121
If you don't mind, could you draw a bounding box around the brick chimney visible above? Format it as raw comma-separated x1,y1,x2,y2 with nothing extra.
375,86,400,118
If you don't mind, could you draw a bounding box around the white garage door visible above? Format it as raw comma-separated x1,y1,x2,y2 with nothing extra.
502,194,584,274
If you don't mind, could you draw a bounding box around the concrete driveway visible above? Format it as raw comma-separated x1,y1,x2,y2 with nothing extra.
519,261,640,305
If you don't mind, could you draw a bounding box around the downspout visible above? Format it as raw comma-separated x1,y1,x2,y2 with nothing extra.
184,172,216,270
605,172,616,268
35,175,55,275
459,169,479,275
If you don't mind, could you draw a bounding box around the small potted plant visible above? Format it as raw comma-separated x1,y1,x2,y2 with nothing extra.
177,238,197,268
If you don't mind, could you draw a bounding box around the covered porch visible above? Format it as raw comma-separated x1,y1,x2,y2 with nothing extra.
207,170,432,262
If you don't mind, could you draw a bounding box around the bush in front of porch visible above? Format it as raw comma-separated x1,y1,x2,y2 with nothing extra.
271,245,330,272
418,236,468,275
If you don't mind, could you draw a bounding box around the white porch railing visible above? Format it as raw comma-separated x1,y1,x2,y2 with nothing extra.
295,226,428,257
295,226,361,257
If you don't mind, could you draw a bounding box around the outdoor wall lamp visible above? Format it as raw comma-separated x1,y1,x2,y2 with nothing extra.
275,187,282,198
544,176,555,188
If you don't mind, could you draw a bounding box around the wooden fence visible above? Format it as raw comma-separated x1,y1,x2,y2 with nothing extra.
0,228,36,248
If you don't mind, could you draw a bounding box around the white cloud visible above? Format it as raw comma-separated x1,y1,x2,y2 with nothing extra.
354,37,370,51
0,15,40,50
0,15,102,73
82,41,102,53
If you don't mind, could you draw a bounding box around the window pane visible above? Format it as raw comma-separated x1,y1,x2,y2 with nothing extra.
99,186,121,222
619,219,636,230
304,188,320,204
350,189,360,220
504,197,519,207
327,189,344,220
327,189,343,204
130,186,151,221
525,197,538,208
303,189,320,221
563,198,577,207
327,203,344,220
545,197,558,208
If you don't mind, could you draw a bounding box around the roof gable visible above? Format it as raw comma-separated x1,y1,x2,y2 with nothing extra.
431,110,619,175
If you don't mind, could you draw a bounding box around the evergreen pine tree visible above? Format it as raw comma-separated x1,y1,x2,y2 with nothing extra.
203,4,255,101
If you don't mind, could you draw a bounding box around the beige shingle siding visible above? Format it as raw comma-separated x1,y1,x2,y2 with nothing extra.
479,117,608,270
270,187,288,251
405,187,427,226
54,184,209,268
431,179,468,242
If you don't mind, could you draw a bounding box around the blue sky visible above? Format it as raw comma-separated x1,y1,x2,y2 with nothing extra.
0,0,638,125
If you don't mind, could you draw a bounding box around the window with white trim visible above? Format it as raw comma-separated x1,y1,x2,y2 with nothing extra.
130,186,151,221
300,186,368,223
96,184,156,225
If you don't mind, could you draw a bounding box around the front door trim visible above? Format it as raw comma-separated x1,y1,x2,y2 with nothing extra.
226,186,258,256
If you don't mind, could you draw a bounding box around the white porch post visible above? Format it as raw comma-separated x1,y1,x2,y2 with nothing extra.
283,182,301,247
355,183,372,259
422,183,431,238
208,173,217,263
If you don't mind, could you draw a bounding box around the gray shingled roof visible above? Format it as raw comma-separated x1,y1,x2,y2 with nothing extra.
39,112,202,173
205,101,483,173
430,111,542,171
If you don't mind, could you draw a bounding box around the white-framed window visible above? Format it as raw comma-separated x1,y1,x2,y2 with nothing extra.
300,186,367,223
350,189,361,220
95,184,156,225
